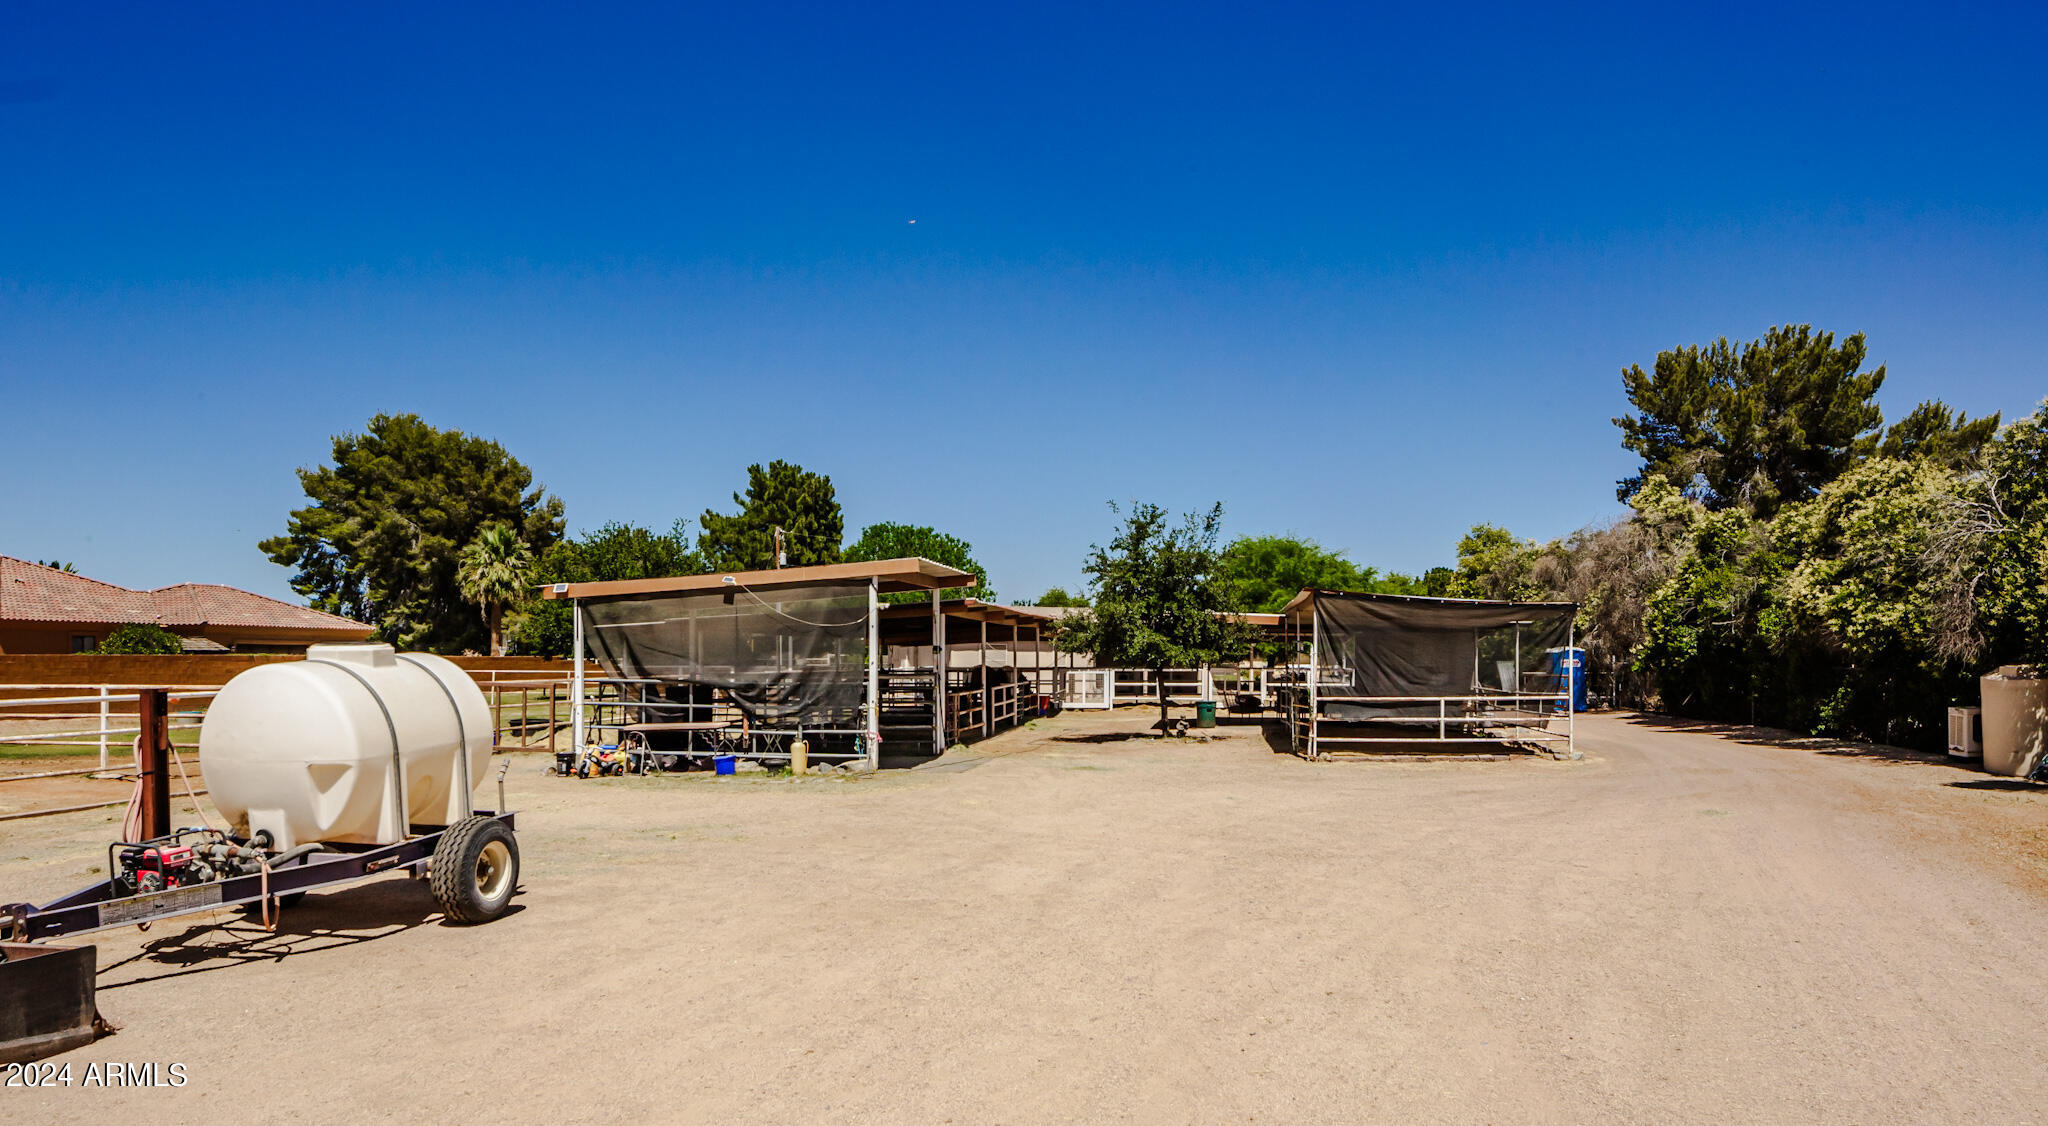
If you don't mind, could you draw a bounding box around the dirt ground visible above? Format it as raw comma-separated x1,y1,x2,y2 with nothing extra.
6,709,2048,1124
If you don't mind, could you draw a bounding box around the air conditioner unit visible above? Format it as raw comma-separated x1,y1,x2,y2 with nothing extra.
1948,706,1982,759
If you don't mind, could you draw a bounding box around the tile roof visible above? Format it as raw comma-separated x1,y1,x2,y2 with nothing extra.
0,556,371,635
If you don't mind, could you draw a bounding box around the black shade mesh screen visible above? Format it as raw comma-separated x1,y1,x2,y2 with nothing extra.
1312,592,1573,719
582,582,871,726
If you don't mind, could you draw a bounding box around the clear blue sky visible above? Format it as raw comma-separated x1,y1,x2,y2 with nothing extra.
3,2,2043,604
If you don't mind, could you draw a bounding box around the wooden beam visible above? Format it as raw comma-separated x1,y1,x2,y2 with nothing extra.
539,557,973,600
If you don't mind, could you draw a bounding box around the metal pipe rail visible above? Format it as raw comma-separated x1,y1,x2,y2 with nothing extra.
1314,693,1571,704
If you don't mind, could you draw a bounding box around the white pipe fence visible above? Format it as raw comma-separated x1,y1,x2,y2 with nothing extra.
0,659,1569,787
0,688,219,774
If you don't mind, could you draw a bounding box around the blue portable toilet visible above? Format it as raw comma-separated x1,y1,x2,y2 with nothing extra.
1547,647,1588,712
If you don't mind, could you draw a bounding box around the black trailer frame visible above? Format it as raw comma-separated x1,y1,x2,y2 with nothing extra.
0,809,517,944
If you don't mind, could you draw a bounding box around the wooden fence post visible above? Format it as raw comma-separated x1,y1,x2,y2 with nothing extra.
135,688,171,840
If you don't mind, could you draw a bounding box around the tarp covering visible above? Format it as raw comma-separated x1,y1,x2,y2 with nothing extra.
581,582,870,726
1309,591,1574,719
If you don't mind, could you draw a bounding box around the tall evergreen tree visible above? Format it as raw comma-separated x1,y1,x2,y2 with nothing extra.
1879,400,2001,468
697,461,843,572
1615,325,1887,516
261,413,564,652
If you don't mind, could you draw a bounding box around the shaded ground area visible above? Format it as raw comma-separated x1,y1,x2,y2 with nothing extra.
5,710,2047,1123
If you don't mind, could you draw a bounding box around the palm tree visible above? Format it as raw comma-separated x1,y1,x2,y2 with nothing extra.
456,524,535,656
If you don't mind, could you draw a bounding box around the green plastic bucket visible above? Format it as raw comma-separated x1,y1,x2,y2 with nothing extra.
1195,699,1217,728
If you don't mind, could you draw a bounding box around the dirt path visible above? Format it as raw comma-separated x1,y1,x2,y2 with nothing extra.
6,712,2046,1123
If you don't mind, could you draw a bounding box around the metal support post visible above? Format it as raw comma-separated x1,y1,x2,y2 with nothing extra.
866,579,881,769
932,590,947,753
1307,603,1320,760
571,599,587,754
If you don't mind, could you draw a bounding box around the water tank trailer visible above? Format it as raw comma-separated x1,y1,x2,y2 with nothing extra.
0,644,522,1063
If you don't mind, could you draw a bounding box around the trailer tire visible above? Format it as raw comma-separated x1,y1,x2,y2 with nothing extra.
431,817,520,924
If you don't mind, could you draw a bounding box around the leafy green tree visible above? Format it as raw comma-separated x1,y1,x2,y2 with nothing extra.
1448,524,1544,601
1879,400,2000,468
35,560,76,573
456,524,536,656
1033,587,1090,607
1371,571,1431,596
1977,400,2048,666
1632,504,1789,723
510,520,702,656
1616,325,1887,516
1534,485,1699,708
842,522,993,603
697,461,843,572
261,414,563,653
1774,457,1977,744
1215,535,1428,610
1054,502,1261,732
1216,535,1369,613
97,623,184,655
1421,567,1457,597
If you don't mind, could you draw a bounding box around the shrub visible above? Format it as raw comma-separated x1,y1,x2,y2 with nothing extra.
97,623,186,655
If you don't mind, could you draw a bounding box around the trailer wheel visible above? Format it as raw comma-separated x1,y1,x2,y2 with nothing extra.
430,817,520,924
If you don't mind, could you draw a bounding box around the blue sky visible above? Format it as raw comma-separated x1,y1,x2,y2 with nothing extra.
3,1,2044,604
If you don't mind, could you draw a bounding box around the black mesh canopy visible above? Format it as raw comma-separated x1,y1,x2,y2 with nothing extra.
1308,591,1574,719
581,582,871,726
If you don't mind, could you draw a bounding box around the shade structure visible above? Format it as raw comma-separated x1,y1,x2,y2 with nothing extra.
544,558,975,769
1280,589,1578,757
1302,590,1574,719
581,581,871,725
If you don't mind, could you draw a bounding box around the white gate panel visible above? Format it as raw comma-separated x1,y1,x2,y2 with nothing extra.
1061,669,1112,710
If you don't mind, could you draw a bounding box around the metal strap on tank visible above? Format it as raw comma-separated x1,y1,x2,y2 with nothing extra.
395,654,474,819
305,658,410,842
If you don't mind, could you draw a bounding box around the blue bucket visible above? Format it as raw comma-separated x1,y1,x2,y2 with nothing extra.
714,755,736,776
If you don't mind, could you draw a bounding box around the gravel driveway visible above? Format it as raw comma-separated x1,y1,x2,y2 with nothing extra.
7,710,2046,1123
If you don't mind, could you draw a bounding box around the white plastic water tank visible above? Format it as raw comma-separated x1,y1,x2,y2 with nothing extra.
199,643,493,850
1980,665,2048,778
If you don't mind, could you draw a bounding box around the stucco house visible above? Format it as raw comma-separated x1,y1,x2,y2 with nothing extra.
0,556,373,653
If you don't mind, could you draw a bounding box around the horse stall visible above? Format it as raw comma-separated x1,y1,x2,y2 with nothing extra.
879,598,1060,751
